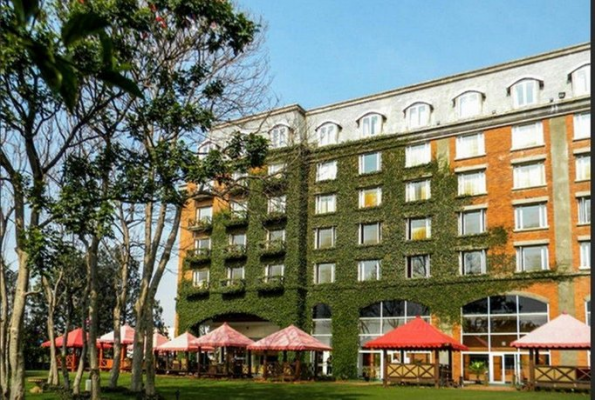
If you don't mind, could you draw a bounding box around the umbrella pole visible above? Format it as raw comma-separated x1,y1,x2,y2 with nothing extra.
296,351,301,381
263,353,268,380
197,347,201,378
382,349,388,387
448,349,452,386
529,349,535,391
313,351,318,380
247,350,252,378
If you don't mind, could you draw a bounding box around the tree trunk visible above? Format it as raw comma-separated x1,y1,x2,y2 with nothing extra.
108,312,122,389
0,259,9,399
7,252,29,400
45,312,59,386
86,236,101,400
73,292,89,395
60,299,71,391
144,299,156,396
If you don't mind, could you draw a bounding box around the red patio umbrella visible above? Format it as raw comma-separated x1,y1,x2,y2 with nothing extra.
193,322,254,348
41,328,108,349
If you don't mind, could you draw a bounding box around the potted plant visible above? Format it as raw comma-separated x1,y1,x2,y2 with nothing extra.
468,361,488,384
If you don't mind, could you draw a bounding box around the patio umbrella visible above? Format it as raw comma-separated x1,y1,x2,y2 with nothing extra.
98,324,136,345
41,328,108,348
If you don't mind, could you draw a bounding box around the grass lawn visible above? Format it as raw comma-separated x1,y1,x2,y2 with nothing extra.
25,371,589,400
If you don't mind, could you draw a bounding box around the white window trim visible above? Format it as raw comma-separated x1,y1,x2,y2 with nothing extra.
192,269,210,287
458,209,487,236
513,162,546,189
460,250,487,275
514,203,548,231
197,206,213,222
267,195,287,214
315,194,337,214
269,124,289,148
195,238,212,250
516,245,549,272
454,91,484,119
578,196,591,225
404,102,432,129
575,154,591,182
509,78,541,108
317,122,340,146
265,264,285,279
359,152,382,174
511,122,545,150
267,228,286,242
405,179,431,202
573,113,591,140
358,260,381,281
406,255,431,278
569,64,591,97
315,227,336,249
359,222,382,245
227,266,245,280
457,170,487,196
316,160,338,182
405,142,431,167
358,113,384,138
456,132,486,159
359,187,382,208
579,241,591,270
314,263,335,284
406,217,432,241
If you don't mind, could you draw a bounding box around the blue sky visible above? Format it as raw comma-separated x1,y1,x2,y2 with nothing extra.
158,0,590,329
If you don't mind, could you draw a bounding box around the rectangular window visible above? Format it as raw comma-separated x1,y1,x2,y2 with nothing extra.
315,194,336,214
195,237,211,251
406,217,431,240
457,92,482,118
359,222,382,245
576,155,591,181
405,142,431,167
461,250,487,275
314,263,335,284
197,206,213,222
264,264,284,282
267,229,285,242
358,260,381,281
227,266,245,282
574,113,591,140
511,122,544,149
229,233,246,247
578,197,591,224
270,126,288,148
359,187,382,208
456,133,485,159
513,162,545,189
459,209,486,235
516,246,548,272
316,161,337,181
318,124,338,146
268,163,285,177
315,227,336,249
267,195,286,214
407,104,430,129
192,269,210,288
361,114,381,137
580,241,591,269
513,80,538,108
359,152,381,174
405,179,431,202
572,65,590,96
230,200,247,216
458,170,486,196
407,255,430,278
515,203,548,230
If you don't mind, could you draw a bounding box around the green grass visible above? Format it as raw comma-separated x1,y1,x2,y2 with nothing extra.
24,371,588,400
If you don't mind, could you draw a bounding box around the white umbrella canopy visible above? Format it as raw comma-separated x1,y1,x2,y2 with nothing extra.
98,324,136,345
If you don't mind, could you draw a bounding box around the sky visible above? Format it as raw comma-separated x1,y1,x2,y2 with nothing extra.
156,0,591,330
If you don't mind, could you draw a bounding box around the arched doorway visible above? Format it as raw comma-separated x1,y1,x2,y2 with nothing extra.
460,295,549,384
312,304,332,376
358,300,431,380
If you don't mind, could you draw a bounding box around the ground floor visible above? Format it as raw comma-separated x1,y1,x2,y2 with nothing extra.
176,276,591,382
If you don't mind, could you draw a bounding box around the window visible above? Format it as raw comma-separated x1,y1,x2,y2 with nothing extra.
315,194,336,214
360,114,382,137
192,269,209,288
407,255,430,278
358,260,381,281
312,304,332,346
580,241,591,269
456,133,485,159
197,206,213,222
267,228,285,242
461,250,487,275
270,125,288,148
231,170,248,181
264,264,284,282
572,64,590,96
359,152,381,174
458,170,486,196
314,264,335,284
229,233,246,248
318,123,339,146
227,266,245,282
459,209,486,235
316,161,337,181
574,113,591,140
515,203,547,230
511,122,544,149
230,200,247,217
516,245,548,272
268,163,285,177
267,195,286,214
359,222,382,245
512,79,539,108
406,217,431,240
315,227,335,249
405,142,431,167
406,103,430,129
456,92,482,118
513,162,545,189
405,180,431,202
195,237,211,252
576,155,590,181
578,197,591,224
359,187,382,208
359,300,430,343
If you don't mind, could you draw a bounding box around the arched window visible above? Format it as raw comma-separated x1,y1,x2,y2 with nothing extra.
569,64,590,97
356,112,385,138
461,295,548,351
404,102,432,129
316,122,341,146
269,125,289,148
454,90,484,119
358,300,430,345
508,77,543,108
312,304,332,346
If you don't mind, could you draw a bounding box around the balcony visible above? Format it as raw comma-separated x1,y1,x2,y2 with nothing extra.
255,276,285,293
219,279,246,294
188,218,213,232
258,240,286,257
262,211,287,225
223,211,249,228
186,281,210,298
263,176,288,195
185,248,211,265
223,244,247,260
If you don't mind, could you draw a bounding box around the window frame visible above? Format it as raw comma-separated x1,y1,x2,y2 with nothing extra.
578,197,591,225
511,122,544,150
227,266,245,282
315,194,337,214
314,263,335,284
358,259,381,281
359,152,382,175
575,154,591,181
359,222,382,245
511,79,539,108
516,245,549,272
269,125,288,148
267,228,286,242
268,163,286,177
514,203,548,230
457,170,487,196
579,241,591,269
264,264,284,281
459,209,487,236
316,160,338,182
318,123,339,146
513,162,546,189
267,195,287,214
460,250,487,275
405,179,431,202
456,132,485,159
406,217,432,241
192,269,210,287
405,142,431,167
197,206,213,222
574,113,591,140
195,237,211,251
406,255,431,279
406,102,431,129
360,114,383,138
456,91,482,119
315,227,336,250
571,64,591,97
359,187,382,208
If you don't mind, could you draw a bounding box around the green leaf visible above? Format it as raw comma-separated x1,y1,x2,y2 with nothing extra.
10,0,38,24
61,11,109,47
98,70,144,98
26,42,62,94
55,56,79,111
99,32,115,70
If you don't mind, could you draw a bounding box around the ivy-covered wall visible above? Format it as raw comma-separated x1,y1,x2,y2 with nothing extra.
177,134,576,379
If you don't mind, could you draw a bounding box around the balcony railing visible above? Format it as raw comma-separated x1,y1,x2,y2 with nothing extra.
188,218,213,232
262,211,287,224
219,279,246,294
223,211,249,227
258,239,286,256
223,244,247,260
256,276,285,292
185,248,212,265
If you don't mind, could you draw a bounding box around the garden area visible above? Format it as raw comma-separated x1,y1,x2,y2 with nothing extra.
25,371,589,400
